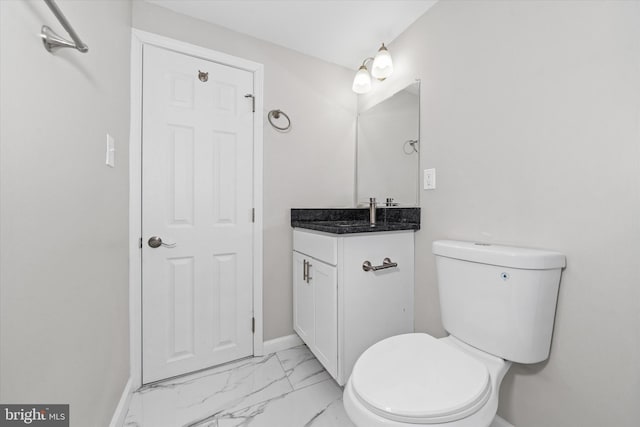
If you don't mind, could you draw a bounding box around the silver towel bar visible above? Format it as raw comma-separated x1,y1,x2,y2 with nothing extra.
362,258,398,272
41,0,88,53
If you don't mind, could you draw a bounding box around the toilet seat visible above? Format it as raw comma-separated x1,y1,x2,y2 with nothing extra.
350,334,492,424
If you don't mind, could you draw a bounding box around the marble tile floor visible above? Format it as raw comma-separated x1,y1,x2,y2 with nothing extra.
124,345,356,427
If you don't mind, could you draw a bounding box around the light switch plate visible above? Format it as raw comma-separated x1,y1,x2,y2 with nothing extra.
424,168,436,190
106,134,115,167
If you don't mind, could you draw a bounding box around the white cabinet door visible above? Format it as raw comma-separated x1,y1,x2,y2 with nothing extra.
293,251,338,379
293,252,314,344
310,260,338,378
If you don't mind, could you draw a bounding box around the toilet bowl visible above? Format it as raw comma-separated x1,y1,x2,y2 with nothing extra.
343,334,511,427
343,240,565,427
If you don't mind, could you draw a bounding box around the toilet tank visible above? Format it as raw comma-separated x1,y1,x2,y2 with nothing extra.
432,240,565,364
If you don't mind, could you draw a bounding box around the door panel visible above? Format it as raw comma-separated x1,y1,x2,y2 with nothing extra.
167,256,195,362
169,126,195,225
142,45,254,383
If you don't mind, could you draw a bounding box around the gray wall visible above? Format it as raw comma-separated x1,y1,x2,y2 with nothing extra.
0,1,132,425
367,1,640,425
131,1,357,341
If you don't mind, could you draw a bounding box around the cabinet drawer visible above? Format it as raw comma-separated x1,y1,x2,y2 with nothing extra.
293,229,337,265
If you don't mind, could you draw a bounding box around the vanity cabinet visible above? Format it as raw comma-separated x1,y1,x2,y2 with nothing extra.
292,228,414,385
293,251,338,377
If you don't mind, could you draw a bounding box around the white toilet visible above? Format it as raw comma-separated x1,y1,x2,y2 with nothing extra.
344,240,565,427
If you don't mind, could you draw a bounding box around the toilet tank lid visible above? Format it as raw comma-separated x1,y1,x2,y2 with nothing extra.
432,240,566,270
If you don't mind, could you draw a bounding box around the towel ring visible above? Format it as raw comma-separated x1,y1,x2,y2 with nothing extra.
403,139,419,154
268,109,291,131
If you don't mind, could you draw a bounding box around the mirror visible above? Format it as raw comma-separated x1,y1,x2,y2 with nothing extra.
356,82,420,207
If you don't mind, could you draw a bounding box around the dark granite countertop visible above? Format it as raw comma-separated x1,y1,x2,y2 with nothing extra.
291,208,420,234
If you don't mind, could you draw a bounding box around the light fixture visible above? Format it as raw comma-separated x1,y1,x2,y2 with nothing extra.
352,43,394,94
371,43,393,80
352,64,372,94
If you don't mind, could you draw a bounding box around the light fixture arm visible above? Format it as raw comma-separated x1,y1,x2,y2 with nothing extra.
360,57,375,68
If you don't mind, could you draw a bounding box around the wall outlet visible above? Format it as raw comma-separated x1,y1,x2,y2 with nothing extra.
424,168,436,190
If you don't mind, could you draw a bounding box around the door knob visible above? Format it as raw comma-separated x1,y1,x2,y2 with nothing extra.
148,236,176,248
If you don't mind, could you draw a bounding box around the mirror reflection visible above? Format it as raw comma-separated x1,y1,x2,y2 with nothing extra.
356,82,420,207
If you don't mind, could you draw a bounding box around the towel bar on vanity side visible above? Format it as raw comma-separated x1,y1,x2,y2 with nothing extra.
362,258,398,272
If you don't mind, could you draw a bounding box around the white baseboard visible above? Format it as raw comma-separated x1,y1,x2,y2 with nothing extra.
263,333,303,354
491,415,515,427
109,377,134,427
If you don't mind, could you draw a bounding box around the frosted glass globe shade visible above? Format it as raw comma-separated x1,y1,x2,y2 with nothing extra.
371,45,393,80
352,66,372,94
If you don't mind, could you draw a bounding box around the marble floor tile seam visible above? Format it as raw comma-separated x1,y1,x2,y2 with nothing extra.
176,353,301,426
274,345,333,391
184,357,294,419
215,378,353,427
274,349,296,391
137,345,310,396
138,354,272,393
228,377,336,418
125,346,348,427
187,377,342,427
135,352,292,402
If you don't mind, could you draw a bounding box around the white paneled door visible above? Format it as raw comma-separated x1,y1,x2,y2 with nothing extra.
142,45,255,383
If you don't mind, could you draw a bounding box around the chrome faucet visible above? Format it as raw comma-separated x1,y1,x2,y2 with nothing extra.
369,197,377,226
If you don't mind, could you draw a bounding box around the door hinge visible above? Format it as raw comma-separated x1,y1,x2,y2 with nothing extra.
251,208,255,223
244,93,255,112
252,317,255,333
139,237,142,249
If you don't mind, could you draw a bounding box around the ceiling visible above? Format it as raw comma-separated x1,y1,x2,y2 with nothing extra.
145,1,437,70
